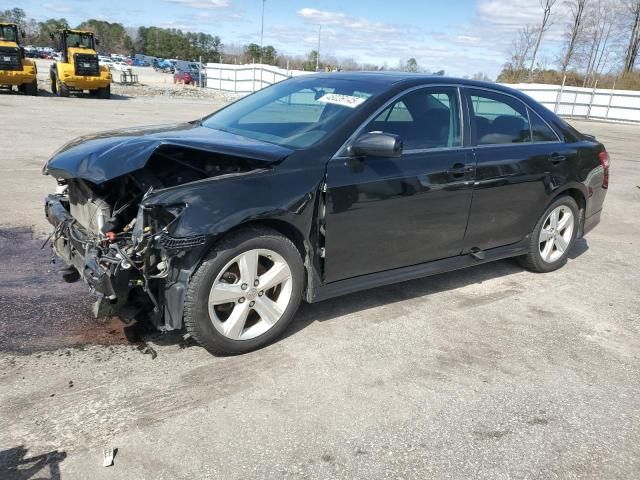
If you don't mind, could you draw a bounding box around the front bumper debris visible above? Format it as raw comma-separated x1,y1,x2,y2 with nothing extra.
44,194,132,301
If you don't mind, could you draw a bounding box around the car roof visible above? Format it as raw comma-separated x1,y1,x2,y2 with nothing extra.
305,71,525,98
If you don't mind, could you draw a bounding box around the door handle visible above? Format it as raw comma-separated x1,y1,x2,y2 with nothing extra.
549,153,567,164
448,163,473,177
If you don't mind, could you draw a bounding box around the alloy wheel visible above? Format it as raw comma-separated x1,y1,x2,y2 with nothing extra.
539,205,574,263
208,248,293,340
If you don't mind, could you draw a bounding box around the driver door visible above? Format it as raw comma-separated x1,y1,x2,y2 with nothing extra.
323,86,475,283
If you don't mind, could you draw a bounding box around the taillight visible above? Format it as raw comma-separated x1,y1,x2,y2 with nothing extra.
599,151,610,189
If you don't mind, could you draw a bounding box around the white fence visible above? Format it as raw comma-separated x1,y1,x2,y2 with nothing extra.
509,83,640,123
203,64,640,123
204,63,312,93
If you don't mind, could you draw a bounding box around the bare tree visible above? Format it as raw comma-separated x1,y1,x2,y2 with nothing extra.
623,0,640,73
580,0,616,86
510,25,538,71
529,0,558,79
472,72,492,81
560,0,589,75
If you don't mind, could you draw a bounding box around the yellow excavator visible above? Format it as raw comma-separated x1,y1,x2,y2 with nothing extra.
49,29,111,98
0,22,38,95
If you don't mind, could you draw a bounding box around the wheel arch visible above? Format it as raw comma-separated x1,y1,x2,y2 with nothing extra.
549,186,587,238
162,218,311,332
211,218,309,268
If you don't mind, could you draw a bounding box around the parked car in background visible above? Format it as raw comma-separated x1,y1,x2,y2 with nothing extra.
23,46,38,58
152,58,175,73
173,69,193,85
98,56,114,68
42,73,609,355
111,61,132,72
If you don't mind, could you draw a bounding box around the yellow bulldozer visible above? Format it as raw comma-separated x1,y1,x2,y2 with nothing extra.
0,22,38,95
49,29,111,98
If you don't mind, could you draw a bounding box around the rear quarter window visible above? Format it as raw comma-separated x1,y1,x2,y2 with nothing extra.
529,108,559,142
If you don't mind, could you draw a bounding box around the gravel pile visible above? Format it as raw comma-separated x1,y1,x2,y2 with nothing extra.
112,83,243,101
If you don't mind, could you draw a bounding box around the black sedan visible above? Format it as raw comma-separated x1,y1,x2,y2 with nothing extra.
43,73,609,354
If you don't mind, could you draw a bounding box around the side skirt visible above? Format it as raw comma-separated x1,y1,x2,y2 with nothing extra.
308,237,530,303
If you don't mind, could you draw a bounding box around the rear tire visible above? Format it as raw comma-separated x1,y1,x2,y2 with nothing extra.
184,227,304,355
50,76,57,94
517,195,579,273
97,84,111,99
24,79,38,96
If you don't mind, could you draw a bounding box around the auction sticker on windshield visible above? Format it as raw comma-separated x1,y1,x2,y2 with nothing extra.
317,93,366,108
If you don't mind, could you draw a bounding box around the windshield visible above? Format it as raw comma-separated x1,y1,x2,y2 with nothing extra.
0,25,18,42
202,76,386,148
66,32,94,49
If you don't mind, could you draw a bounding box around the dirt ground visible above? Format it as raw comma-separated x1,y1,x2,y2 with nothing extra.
0,87,639,480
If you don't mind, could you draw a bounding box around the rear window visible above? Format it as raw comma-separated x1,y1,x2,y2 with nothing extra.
468,89,531,145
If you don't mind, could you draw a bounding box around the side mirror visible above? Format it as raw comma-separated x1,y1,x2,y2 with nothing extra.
95,38,100,46
347,132,403,158
20,30,26,39
49,32,54,41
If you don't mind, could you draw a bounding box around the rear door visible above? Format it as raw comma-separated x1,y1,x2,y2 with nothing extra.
461,87,574,251
323,86,476,282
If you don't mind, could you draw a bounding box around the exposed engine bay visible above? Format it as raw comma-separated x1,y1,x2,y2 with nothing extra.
45,147,263,325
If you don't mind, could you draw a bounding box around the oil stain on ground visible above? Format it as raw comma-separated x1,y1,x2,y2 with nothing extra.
0,227,132,353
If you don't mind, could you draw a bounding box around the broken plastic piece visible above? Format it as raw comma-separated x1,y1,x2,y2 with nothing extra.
137,344,157,359
102,447,115,467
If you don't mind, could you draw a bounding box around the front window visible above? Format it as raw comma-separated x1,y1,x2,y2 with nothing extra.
202,77,386,148
66,32,94,49
0,25,18,42
366,87,462,150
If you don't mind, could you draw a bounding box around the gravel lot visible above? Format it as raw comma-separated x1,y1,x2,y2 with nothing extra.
0,88,639,479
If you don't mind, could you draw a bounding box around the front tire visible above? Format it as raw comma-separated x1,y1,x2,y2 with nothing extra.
184,227,304,355
57,79,69,97
518,195,579,273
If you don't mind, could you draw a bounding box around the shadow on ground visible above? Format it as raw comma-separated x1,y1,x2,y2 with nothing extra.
0,89,129,100
0,446,67,480
286,237,589,340
0,224,589,354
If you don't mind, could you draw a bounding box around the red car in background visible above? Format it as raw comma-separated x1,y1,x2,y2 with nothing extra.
173,69,193,85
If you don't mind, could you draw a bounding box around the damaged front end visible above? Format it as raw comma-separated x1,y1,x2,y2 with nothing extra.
43,129,286,328
44,185,194,323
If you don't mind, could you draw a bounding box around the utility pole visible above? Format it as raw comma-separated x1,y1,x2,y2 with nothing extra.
259,0,265,65
316,24,322,71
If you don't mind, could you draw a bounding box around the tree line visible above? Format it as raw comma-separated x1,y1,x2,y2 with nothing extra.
0,7,224,62
498,0,640,89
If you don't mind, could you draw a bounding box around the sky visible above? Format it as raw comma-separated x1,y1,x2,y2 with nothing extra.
3,0,569,77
